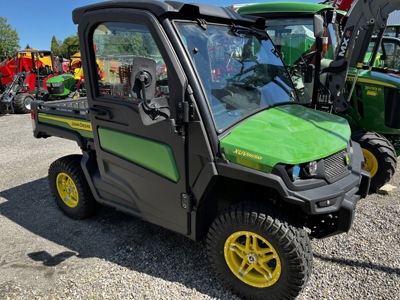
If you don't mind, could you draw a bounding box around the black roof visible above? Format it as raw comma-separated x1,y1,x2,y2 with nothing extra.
72,0,261,26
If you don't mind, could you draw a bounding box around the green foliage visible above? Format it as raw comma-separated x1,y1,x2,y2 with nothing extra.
0,17,20,59
59,35,80,57
51,36,61,56
49,34,79,58
94,30,158,57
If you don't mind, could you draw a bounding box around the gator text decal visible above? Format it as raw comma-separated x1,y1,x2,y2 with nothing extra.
233,149,263,160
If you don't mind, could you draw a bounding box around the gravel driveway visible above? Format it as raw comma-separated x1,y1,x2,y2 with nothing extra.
0,113,399,300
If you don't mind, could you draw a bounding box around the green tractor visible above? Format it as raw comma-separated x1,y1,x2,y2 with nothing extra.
45,47,108,100
45,47,86,99
45,73,81,99
238,1,399,192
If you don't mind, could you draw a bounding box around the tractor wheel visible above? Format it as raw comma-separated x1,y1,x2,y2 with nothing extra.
13,93,34,114
48,154,99,219
352,131,397,192
206,203,312,300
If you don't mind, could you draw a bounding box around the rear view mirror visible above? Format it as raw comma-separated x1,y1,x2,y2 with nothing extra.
131,57,157,100
131,57,170,125
314,15,325,38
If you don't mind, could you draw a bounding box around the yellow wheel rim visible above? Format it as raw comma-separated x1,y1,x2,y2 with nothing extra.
362,148,378,178
224,231,281,288
56,173,79,208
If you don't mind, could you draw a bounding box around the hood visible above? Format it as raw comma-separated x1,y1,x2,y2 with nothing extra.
220,104,350,172
348,68,400,89
46,73,74,83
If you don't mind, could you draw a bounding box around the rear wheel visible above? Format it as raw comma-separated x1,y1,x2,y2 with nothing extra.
13,93,34,114
206,203,312,300
48,154,99,219
352,131,397,192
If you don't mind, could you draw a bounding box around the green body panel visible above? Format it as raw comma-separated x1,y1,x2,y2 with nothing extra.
46,74,73,84
220,105,350,172
46,73,76,97
38,113,94,139
98,128,180,182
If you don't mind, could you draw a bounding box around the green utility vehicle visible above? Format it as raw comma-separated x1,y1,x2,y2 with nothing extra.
238,1,400,192
31,1,370,299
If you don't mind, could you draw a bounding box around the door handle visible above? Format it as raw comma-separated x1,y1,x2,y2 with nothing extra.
89,107,112,119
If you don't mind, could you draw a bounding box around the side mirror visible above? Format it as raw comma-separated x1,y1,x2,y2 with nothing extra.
131,57,156,100
313,15,325,38
131,57,170,125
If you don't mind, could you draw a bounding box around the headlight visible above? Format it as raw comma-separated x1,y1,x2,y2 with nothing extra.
304,161,318,177
51,82,63,87
288,160,319,181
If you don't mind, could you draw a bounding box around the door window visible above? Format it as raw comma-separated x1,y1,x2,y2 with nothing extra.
91,22,169,101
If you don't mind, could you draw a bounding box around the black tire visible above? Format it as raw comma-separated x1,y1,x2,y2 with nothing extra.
13,93,34,114
48,154,99,219
352,131,397,192
206,203,312,300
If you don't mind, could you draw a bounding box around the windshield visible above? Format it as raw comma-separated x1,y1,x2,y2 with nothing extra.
265,17,338,65
365,39,400,69
176,22,296,131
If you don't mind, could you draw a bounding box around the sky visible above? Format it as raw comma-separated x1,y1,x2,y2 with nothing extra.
2,0,318,50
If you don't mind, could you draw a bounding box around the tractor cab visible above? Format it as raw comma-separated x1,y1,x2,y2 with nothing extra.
14,49,55,94
365,36,400,71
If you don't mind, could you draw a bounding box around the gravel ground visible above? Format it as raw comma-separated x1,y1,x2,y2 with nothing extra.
0,113,399,300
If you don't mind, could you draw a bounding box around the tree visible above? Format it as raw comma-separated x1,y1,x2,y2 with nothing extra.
51,36,61,56
0,17,20,59
59,35,79,57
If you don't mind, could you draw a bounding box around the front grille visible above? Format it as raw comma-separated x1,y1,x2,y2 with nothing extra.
48,85,64,95
324,149,348,180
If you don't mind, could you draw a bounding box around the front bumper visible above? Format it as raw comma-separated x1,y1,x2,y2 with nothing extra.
284,142,371,238
215,141,370,239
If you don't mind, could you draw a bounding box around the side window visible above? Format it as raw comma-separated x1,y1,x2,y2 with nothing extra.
382,41,400,69
364,42,384,67
91,22,169,101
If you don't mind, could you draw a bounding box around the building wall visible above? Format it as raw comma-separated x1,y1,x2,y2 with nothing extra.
388,11,400,25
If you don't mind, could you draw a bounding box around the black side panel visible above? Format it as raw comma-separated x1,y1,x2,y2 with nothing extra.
385,87,400,128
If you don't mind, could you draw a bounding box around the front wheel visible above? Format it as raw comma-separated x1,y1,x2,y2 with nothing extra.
206,203,312,300
13,93,34,114
48,154,99,219
352,131,397,192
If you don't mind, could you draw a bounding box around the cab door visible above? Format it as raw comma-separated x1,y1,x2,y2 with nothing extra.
78,9,189,235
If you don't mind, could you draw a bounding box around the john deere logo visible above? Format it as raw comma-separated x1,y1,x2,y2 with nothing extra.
70,121,92,131
233,149,263,160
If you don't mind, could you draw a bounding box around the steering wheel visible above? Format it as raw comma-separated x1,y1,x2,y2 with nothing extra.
240,64,265,88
